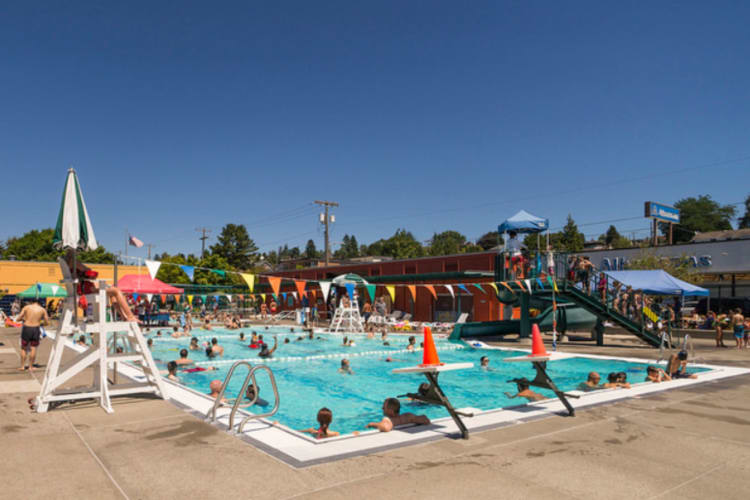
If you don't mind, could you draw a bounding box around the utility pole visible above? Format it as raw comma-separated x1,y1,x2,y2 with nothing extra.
146,244,156,260
196,227,211,257
314,200,339,267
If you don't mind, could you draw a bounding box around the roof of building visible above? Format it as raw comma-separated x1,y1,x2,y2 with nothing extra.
692,229,750,243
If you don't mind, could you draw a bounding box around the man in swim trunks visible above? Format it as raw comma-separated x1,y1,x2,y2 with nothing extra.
174,348,193,365
366,397,430,432
730,308,745,350
15,300,49,371
505,379,545,402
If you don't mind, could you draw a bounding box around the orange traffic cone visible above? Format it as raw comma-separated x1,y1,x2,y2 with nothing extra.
529,323,548,357
420,326,443,366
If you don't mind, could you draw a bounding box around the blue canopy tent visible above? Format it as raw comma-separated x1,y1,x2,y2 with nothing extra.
604,270,709,296
498,210,549,234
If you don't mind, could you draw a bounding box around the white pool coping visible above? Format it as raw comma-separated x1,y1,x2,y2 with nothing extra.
48,331,750,468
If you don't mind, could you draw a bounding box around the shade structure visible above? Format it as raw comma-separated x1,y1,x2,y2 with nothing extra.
498,210,549,234
53,168,98,251
604,270,709,297
116,274,183,294
17,283,68,298
332,273,368,286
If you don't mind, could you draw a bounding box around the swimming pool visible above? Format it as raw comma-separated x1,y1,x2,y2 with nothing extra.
147,326,709,436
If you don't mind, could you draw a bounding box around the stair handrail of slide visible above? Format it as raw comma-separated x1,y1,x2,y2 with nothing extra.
557,265,667,347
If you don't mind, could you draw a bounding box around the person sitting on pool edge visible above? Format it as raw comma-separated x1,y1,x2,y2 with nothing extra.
577,372,603,391
338,358,353,375
300,407,340,439
666,351,697,379
366,398,430,432
258,336,278,358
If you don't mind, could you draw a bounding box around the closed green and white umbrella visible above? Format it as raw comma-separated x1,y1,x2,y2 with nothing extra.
53,168,98,251
332,273,368,285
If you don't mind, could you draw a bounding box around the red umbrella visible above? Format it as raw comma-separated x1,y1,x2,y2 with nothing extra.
116,274,183,294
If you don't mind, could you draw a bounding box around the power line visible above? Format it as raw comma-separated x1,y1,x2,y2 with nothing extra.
314,200,339,267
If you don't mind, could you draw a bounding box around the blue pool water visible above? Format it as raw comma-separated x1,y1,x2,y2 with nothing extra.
147,326,708,435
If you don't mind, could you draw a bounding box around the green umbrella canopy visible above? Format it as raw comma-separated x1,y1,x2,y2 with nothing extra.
332,273,368,285
17,283,68,298
53,168,98,251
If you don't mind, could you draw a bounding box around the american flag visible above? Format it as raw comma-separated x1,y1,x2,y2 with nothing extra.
128,234,144,248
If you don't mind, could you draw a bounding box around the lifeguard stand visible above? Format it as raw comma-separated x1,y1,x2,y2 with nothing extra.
34,259,166,413
329,294,365,333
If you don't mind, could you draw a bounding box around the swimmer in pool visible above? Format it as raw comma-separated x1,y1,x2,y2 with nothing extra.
366,398,430,432
338,358,354,375
406,336,416,351
504,379,545,402
189,337,200,351
174,348,193,365
480,356,494,371
207,380,227,402
165,361,180,382
300,407,340,439
245,383,270,407
577,372,603,391
258,336,278,358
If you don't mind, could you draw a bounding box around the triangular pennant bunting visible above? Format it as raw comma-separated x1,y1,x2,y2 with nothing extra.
524,279,533,294
145,260,161,280
444,284,454,298
407,285,416,301
179,265,195,281
487,283,499,295
535,278,545,290
319,281,331,300
345,283,355,300
365,284,376,303
457,284,469,294
385,285,396,302
241,273,255,292
146,293,153,302
267,277,281,297
424,284,437,300
473,283,486,294
211,269,226,277
294,280,306,298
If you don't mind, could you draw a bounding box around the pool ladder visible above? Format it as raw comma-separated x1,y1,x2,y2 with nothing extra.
206,361,280,434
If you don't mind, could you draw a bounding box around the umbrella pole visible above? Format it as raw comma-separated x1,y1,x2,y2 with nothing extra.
72,250,78,326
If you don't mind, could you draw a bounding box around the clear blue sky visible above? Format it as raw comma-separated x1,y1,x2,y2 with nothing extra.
2,1,749,258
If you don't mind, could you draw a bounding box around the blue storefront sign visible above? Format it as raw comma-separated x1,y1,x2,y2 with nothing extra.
645,201,680,223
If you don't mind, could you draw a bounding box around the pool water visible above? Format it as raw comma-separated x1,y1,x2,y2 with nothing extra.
147,326,708,436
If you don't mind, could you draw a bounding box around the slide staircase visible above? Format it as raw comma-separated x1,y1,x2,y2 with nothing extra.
552,269,665,347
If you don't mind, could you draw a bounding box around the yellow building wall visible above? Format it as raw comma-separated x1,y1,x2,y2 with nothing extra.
0,260,148,294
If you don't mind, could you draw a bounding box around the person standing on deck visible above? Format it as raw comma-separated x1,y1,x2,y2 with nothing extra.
15,300,49,372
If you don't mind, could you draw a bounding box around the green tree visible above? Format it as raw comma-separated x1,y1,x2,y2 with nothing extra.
559,215,584,252
598,225,632,249
428,230,467,256
334,234,360,259
477,231,502,250
380,229,425,259
626,251,702,284
663,195,736,243
4,228,114,263
209,223,258,269
738,194,750,229
304,239,319,259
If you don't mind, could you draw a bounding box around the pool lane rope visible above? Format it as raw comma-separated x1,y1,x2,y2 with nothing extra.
193,344,465,366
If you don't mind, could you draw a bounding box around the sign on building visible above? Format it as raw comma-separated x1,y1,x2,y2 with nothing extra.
644,201,680,223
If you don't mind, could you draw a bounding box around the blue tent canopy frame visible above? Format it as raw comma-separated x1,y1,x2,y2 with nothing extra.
498,210,549,234
604,270,709,297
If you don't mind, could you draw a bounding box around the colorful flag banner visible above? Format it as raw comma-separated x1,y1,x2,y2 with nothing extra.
444,284,454,298
548,276,559,292
240,273,255,292
133,293,139,301
187,295,193,304
261,294,266,302
457,284,469,294
473,284,486,294
487,283,499,295
51,285,60,296
226,294,232,301
294,280,307,298
365,284,376,303
524,279,533,294
282,292,287,301
161,294,167,303
267,277,281,297
345,283,355,300
145,260,161,280
200,295,207,303
319,281,331,300
210,269,226,277
535,278,545,290
406,285,416,301
515,280,525,291
424,284,437,300
501,282,515,293
179,265,195,281
146,293,153,302
385,285,396,302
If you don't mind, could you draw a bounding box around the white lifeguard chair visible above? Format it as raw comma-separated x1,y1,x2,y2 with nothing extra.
329,294,365,333
34,259,167,413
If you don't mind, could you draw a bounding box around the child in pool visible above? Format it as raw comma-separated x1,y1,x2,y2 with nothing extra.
300,408,340,439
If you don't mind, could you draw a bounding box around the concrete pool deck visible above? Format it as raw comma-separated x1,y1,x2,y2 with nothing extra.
2,325,750,499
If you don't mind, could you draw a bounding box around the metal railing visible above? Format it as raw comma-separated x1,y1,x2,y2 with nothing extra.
206,361,280,434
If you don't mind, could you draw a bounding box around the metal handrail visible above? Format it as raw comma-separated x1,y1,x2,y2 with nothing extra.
205,361,280,434
206,361,253,422
234,365,280,434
